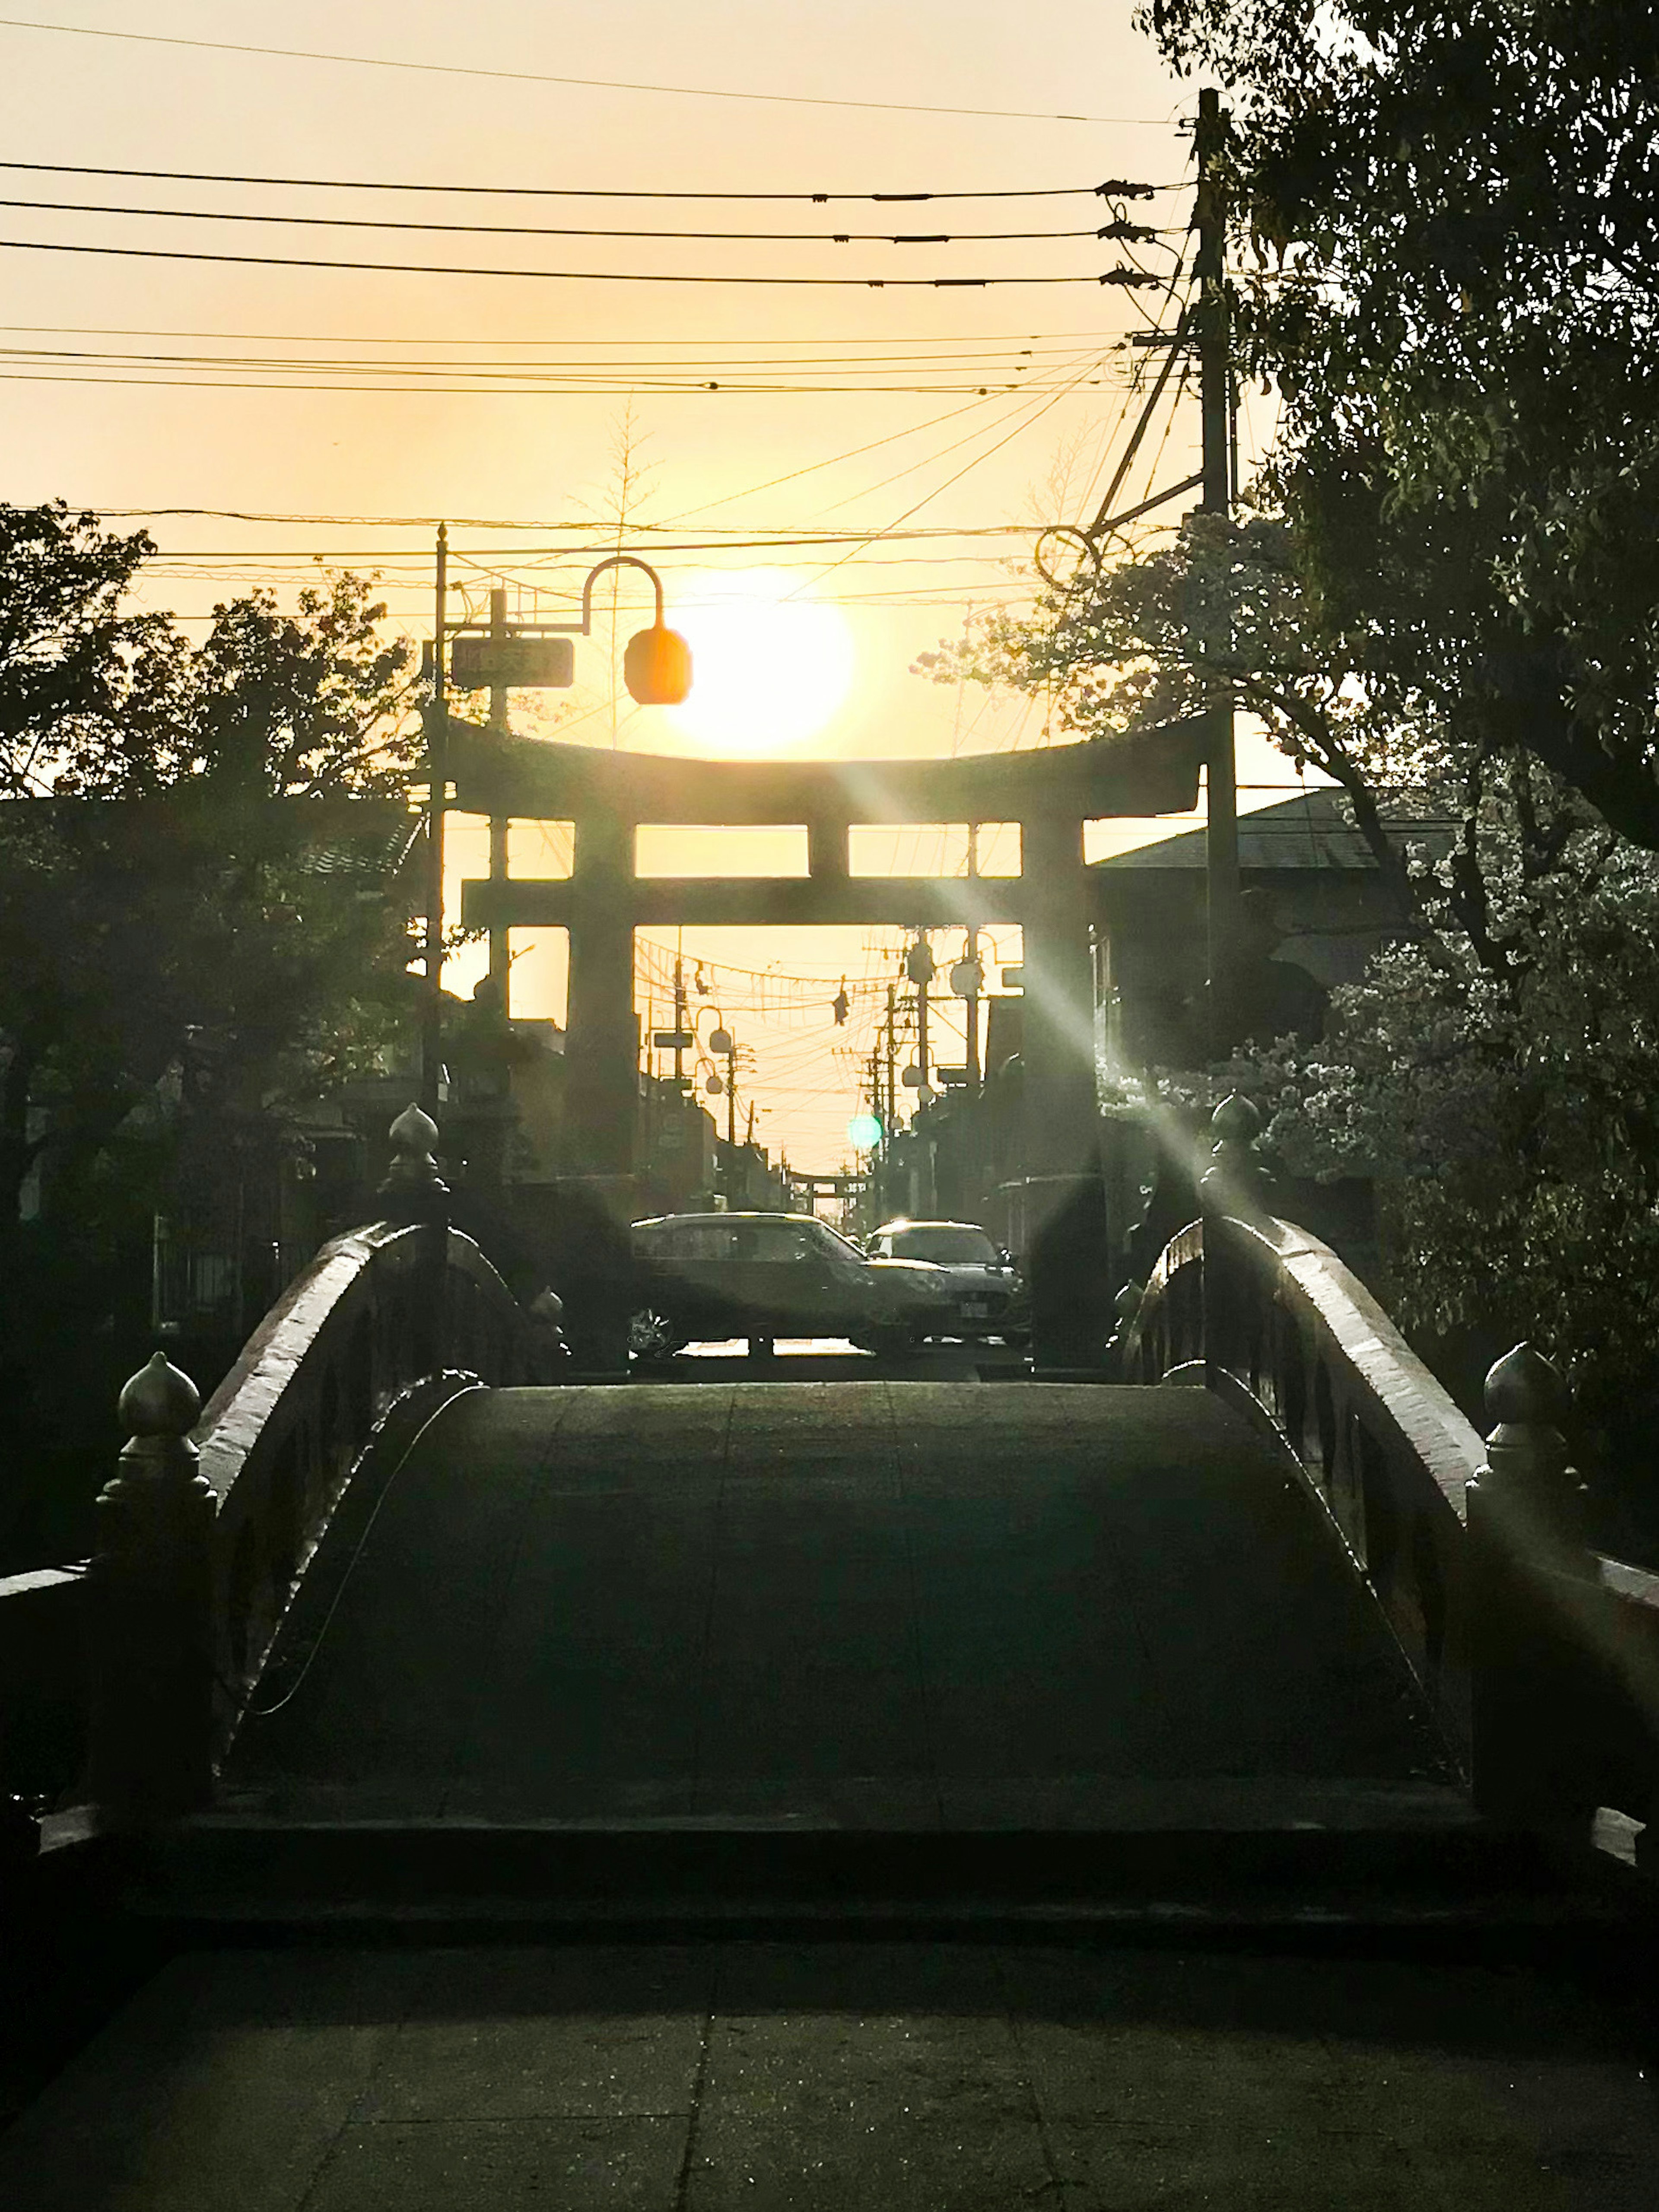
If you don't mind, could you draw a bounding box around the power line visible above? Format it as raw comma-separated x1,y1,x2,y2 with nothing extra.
0,369,1132,397
0,322,1158,346
0,340,1111,367
783,358,1104,603
0,19,1174,125
0,237,1155,288
0,193,1140,246
0,159,1147,204
76,516,1068,541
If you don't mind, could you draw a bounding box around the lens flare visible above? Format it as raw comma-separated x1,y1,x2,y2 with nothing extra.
664,569,855,752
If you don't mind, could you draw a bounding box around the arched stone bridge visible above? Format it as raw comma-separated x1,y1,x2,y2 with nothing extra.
3,1104,1658,2209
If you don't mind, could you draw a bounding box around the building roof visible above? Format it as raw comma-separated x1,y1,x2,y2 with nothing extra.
1093,789,1455,872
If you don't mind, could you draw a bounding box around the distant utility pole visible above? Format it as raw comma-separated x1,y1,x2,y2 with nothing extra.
420,523,449,1114
965,823,982,1092
884,983,898,1141
673,951,688,1090
1196,84,1239,1062
486,587,511,1004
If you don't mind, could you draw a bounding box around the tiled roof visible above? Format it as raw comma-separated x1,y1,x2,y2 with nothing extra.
1093,789,1455,872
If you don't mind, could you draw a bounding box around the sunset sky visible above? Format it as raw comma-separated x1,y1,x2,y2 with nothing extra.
0,5,1297,1173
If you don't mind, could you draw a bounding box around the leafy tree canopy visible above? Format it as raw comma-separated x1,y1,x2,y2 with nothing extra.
1138,0,1659,845
1257,763,1659,1453
0,503,420,1232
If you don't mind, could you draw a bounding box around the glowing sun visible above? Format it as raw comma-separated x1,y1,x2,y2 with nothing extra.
663,569,855,752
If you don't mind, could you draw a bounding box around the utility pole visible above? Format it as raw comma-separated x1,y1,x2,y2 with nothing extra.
419,524,449,1114
1196,84,1239,1063
672,947,687,1091
884,983,898,1143
965,823,982,1092
486,587,511,1004
868,1046,884,1218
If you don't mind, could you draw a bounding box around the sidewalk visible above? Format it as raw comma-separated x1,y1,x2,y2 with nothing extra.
1,1936,1655,2209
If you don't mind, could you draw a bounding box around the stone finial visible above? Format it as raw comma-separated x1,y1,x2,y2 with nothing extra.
92,1351,216,1824
118,1351,201,1442
1198,1090,1267,1212
1479,1341,1584,1548
379,1101,449,1214
387,1102,442,1182
1484,1342,1569,1431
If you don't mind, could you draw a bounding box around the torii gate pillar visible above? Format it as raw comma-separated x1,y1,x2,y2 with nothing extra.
1018,809,1110,1369
565,807,640,1182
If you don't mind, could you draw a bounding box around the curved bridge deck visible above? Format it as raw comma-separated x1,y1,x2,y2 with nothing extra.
224,1382,1446,1824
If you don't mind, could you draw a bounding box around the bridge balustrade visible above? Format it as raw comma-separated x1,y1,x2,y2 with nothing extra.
23,1106,560,1830
1122,1096,1659,1862
197,1216,535,1757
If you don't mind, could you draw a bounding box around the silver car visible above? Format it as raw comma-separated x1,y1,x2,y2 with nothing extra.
630,1211,953,1360
864,1219,1028,1345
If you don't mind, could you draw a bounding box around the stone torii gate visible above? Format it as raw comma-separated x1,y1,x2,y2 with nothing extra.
451,718,1203,1204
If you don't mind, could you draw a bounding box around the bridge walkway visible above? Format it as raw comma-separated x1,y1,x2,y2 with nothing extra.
6,1381,1659,2209
220,1380,1445,1825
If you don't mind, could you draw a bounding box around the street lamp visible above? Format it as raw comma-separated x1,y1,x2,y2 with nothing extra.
420,533,694,1109
691,1006,753,1201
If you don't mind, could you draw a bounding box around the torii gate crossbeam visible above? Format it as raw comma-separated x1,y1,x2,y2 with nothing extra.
450,718,1205,1192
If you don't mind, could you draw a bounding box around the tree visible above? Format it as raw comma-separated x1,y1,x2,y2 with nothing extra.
920,508,1428,912
1255,785,1659,1540
0,506,423,1559
0,526,420,1234
1138,0,1659,849
0,502,181,798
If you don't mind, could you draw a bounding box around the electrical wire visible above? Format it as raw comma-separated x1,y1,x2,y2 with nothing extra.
0,368,1133,397
0,159,1134,202
0,193,1147,246
0,339,1113,368
109,528,1074,556
0,321,1163,346
0,236,1153,287
783,356,1107,603
0,19,1176,126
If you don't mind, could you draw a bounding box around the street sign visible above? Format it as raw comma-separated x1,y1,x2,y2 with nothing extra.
448,635,575,690
934,1066,969,1085
653,1031,695,1050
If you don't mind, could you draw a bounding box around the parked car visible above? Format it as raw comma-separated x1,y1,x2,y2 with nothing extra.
629,1211,954,1360
863,1219,1028,1345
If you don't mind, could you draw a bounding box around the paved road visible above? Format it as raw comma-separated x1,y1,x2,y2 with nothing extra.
223,1382,1444,1823
3,1937,1656,2210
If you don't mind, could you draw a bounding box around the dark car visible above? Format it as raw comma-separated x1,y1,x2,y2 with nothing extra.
629,1211,953,1361
864,1219,1028,1345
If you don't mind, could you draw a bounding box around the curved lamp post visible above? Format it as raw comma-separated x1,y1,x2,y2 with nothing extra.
421,536,693,1109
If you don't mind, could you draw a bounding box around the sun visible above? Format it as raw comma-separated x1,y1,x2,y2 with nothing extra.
662,569,855,753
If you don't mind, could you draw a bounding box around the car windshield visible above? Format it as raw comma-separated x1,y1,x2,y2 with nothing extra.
810,1222,868,1263
886,1226,1000,1265
640,1217,848,1266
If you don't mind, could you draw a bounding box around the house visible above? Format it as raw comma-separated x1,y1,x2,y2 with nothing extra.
1091,788,1454,1073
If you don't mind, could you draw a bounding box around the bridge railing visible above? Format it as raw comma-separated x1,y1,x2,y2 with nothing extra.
1121,1096,1659,1859
68,1105,563,1827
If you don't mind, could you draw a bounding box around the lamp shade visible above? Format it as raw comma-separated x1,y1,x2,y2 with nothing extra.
624,624,693,706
